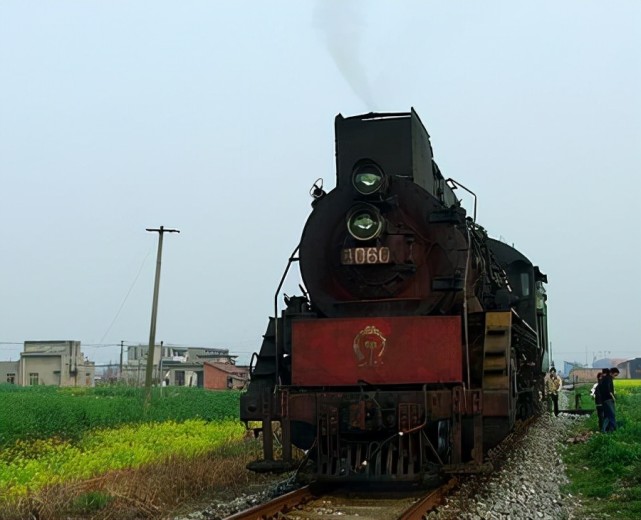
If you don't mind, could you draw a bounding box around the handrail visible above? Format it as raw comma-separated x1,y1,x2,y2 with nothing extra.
446,178,477,222
273,244,300,388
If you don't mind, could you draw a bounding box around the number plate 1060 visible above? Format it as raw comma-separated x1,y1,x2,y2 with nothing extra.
341,247,391,265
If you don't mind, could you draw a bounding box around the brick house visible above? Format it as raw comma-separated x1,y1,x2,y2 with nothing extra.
203,362,249,390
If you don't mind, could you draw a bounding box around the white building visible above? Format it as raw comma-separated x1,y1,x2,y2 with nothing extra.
0,341,95,387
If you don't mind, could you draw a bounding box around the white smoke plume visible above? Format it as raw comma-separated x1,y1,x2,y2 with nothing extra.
313,0,378,110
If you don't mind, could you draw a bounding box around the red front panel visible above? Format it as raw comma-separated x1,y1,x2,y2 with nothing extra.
292,316,462,386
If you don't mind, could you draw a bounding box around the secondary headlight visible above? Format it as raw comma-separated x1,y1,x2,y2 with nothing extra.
346,204,384,241
352,163,385,195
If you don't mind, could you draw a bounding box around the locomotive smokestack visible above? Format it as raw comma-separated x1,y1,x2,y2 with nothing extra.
334,109,453,205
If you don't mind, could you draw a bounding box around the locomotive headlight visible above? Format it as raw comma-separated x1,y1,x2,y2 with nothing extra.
352,163,385,195
346,204,384,241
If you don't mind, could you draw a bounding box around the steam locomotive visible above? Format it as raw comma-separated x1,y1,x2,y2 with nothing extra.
240,109,549,483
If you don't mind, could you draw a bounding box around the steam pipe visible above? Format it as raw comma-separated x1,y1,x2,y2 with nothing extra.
463,224,472,391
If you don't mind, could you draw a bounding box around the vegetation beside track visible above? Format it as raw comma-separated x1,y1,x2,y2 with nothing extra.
0,433,273,520
0,419,244,496
563,379,641,519
0,385,263,519
0,384,241,446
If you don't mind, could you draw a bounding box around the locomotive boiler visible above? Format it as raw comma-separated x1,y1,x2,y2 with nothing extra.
240,109,549,482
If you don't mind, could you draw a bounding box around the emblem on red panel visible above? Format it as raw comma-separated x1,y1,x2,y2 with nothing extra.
353,325,387,367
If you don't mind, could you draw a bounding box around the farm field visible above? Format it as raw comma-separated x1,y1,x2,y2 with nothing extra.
0,418,245,496
0,384,241,445
0,385,264,519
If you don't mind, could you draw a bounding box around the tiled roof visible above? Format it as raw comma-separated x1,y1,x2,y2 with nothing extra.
204,361,248,376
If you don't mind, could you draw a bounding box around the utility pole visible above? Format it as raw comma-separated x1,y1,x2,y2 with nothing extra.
144,226,180,404
119,340,124,381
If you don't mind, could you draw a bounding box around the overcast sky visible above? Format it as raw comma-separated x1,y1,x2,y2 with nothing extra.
1,1,639,371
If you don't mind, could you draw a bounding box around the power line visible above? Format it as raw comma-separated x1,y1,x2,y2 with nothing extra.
99,246,154,344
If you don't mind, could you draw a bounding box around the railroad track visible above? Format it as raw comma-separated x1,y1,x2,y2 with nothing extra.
224,414,555,520
224,478,458,520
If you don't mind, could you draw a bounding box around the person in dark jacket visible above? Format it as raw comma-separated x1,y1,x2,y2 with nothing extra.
590,372,604,430
598,367,619,432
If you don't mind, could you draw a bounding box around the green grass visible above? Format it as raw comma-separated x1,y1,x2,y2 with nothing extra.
0,384,241,447
563,381,641,518
70,491,113,515
611,378,641,389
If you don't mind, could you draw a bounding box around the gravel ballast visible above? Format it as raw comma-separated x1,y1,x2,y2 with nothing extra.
426,408,587,519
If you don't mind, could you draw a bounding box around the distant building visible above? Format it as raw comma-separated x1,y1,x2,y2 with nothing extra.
0,341,95,387
204,361,249,390
570,359,636,382
123,344,240,387
592,357,628,370
0,361,19,385
567,367,602,384
563,361,584,375
617,358,641,379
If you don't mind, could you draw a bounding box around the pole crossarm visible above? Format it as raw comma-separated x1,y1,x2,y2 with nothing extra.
146,227,180,234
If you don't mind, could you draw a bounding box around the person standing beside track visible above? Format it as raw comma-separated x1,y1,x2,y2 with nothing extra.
598,367,620,432
544,367,563,416
590,372,604,431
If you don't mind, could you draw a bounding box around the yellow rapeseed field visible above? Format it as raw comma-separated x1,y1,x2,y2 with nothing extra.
0,419,245,497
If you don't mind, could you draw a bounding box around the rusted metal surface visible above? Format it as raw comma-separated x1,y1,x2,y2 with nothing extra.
291,316,462,386
223,486,314,520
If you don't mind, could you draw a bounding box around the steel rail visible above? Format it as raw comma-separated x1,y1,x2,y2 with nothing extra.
398,478,459,520
223,486,314,520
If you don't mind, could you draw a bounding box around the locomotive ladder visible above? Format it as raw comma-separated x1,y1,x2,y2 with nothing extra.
243,317,295,472
482,312,512,390
482,311,515,447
